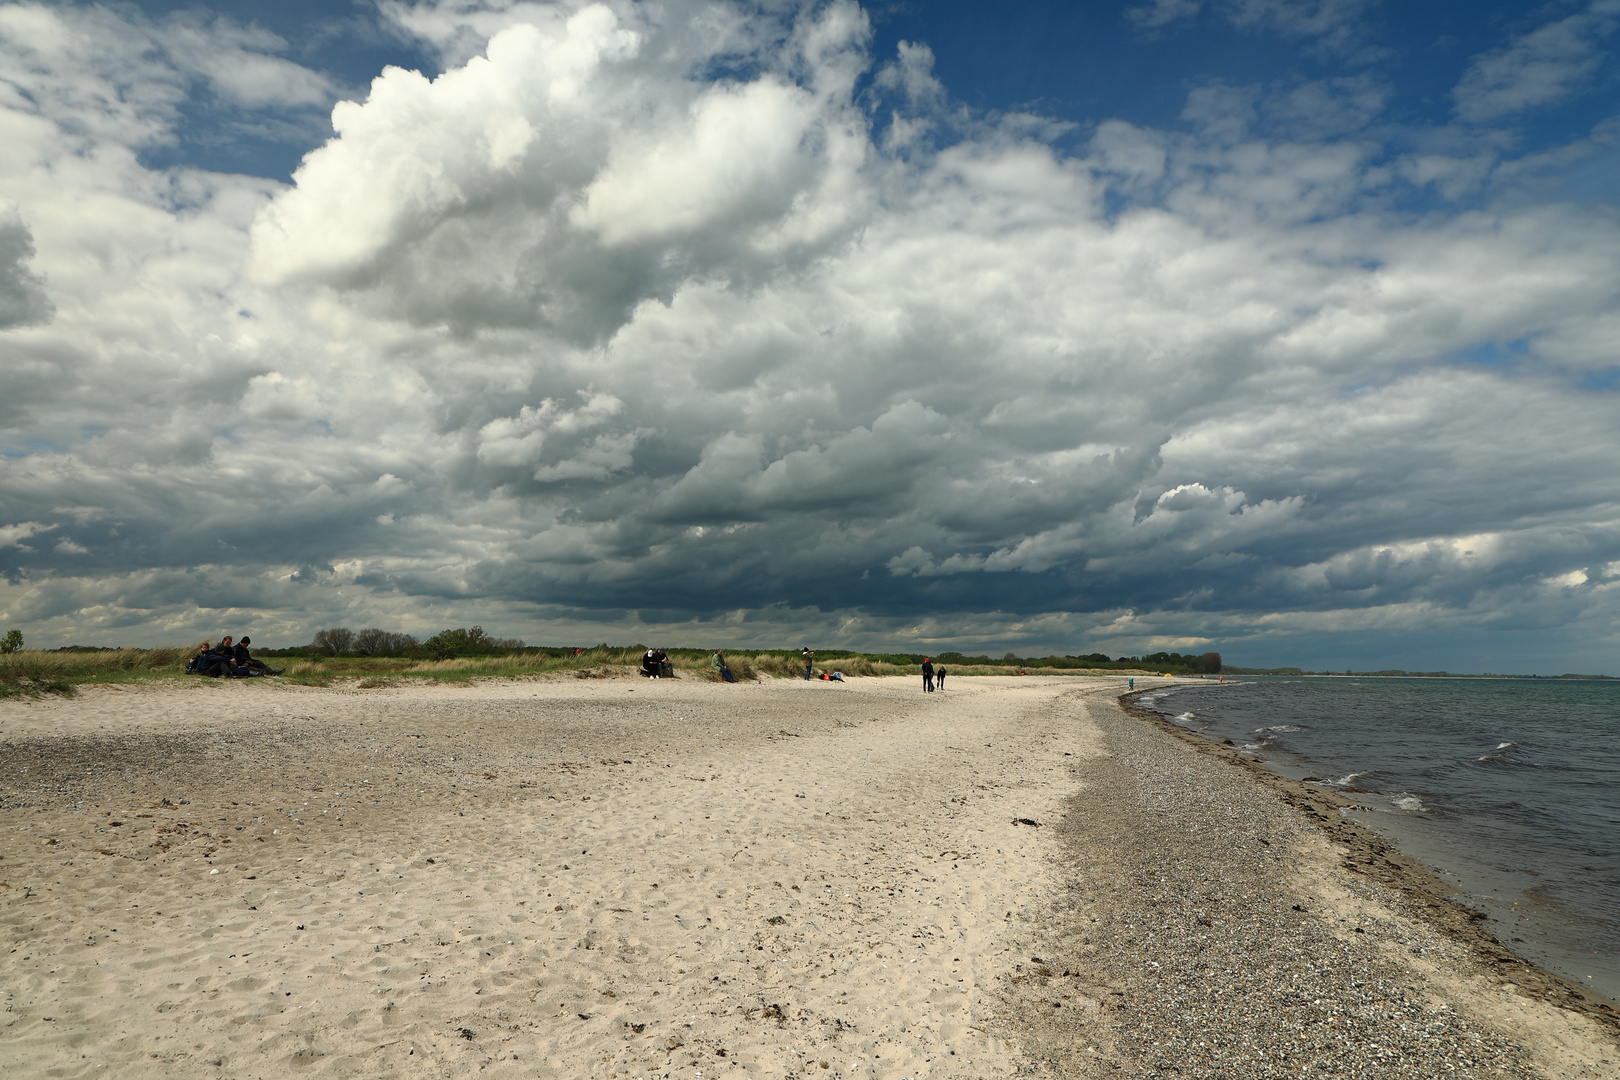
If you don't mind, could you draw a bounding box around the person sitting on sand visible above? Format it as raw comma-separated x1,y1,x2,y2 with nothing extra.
711,649,737,683
642,648,663,678
233,635,282,675
204,636,250,677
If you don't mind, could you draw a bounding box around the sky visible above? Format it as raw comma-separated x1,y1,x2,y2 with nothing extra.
1,0,1618,672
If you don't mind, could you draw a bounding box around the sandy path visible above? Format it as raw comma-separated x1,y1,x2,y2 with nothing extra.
1,674,1094,1079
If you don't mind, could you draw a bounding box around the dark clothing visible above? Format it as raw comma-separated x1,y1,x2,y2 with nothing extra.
232,641,276,674
802,649,814,680
201,647,242,677
935,666,946,689
921,660,934,692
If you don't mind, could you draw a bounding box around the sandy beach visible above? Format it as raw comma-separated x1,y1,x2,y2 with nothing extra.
1,674,1615,1079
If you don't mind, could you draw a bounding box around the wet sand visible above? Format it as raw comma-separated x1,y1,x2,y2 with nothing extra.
0,674,1614,1078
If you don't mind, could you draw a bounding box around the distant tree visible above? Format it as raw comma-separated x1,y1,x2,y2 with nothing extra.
0,628,22,654
353,627,390,656
1002,652,1018,664
311,627,355,655
1194,651,1222,674
353,628,418,656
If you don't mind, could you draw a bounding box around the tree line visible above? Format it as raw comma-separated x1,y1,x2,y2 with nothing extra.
261,626,528,661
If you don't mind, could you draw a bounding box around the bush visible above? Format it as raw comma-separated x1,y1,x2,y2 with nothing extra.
1,629,22,654
419,626,526,659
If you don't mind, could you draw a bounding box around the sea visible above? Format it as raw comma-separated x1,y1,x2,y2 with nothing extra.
1135,676,1620,1004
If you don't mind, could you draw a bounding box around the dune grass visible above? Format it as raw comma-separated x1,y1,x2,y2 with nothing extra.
0,644,1146,697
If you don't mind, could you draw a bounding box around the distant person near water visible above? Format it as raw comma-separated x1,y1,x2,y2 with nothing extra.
802,647,814,680
711,649,737,683
921,657,934,692
935,665,946,689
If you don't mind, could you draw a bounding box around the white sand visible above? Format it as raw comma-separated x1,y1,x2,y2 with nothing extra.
2,674,1613,1079
0,674,1096,1078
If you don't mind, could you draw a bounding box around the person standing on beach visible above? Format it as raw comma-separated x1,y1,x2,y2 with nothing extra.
802,647,814,680
1129,677,1135,690
935,665,946,690
921,657,934,692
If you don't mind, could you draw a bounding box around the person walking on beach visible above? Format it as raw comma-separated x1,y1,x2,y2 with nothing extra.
935,664,946,690
1128,677,1134,691
802,647,814,680
921,657,934,692
711,649,737,683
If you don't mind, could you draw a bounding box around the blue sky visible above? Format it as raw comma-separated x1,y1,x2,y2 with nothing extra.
2,1,1619,671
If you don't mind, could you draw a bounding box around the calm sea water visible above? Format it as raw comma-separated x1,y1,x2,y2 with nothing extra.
1137,677,1620,1003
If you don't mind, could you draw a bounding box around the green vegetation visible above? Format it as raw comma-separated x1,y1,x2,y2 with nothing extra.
1,628,23,654
0,632,1195,696
0,644,195,698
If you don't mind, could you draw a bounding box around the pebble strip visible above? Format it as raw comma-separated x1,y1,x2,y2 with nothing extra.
992,688,1605,1079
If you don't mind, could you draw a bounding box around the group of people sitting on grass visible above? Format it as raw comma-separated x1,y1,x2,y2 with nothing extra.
641,648,674,678
187,635,283,678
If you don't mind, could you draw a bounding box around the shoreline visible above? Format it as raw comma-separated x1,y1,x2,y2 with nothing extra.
1119,690,1620,1027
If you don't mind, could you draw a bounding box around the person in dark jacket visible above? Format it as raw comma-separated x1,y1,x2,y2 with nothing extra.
935,665,947,690
921,657,934,692
233,636,281,675
200,636,244,677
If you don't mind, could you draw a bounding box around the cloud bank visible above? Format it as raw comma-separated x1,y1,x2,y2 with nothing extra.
2,0,1619,671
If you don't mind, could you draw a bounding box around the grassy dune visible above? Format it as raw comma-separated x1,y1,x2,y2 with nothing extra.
0,644,1147,697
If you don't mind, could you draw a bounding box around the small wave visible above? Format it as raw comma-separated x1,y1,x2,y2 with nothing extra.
1494,741,1517,750
1174,712,1197,723
1475,751,1535,767
1254,724,1301,733
1391,794,1426,813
